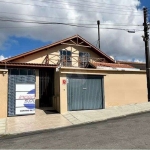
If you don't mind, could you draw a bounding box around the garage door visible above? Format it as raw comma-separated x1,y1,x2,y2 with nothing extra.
67,75,104,111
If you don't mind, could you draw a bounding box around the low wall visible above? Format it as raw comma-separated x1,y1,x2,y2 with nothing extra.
104,73,147,108
59,68,147,113
0,69,8,119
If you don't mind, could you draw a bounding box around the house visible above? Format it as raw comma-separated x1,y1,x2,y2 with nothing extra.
0,34,147,118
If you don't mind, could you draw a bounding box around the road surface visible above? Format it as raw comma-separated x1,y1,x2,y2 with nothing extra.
0,112,150,149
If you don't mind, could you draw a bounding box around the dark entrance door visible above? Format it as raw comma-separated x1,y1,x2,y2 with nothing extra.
67,75,104,111
39,69,54,107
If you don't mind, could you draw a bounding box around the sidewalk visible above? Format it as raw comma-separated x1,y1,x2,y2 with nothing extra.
63,103,150,125
0,102,150,136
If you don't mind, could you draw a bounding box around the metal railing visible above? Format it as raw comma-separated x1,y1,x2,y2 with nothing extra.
43,54,105,68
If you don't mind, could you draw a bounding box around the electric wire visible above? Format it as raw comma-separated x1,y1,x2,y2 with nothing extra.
0,16,143,27
0,18,144,32
0,11,143,26
0,0,143,16
26,0,140,12
27,0,141,9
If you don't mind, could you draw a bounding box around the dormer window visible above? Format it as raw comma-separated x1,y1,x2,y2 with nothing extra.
60,49,72,66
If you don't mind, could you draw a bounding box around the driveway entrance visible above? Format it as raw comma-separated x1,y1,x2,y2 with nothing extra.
67,75,104,111
6,108,71,135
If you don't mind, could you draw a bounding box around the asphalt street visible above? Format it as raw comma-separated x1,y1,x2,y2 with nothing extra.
0,112,150,149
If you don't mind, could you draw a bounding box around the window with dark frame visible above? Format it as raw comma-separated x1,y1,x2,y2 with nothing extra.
60,49,72,67
79,52,90,67
9,69,35,75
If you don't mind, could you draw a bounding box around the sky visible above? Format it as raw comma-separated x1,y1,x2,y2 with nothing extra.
0,0,150,62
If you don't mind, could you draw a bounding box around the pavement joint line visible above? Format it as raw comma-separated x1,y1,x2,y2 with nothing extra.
71,114,80,121
61,114,73,125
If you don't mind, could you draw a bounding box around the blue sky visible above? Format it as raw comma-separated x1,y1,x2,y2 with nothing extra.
1,37,51,58
140,0,150,8
0,0,150,62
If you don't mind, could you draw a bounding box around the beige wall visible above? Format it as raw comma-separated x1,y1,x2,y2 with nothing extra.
59,68,147,114
104,73,147,108
35,69,39,108
0,69,8,118
59,73,67,113
12,44,101,66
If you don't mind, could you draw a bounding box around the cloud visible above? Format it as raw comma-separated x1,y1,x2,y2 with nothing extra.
0,0,145,61
0,55,8,60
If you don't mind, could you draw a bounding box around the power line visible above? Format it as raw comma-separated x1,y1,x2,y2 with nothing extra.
0,11,143,26
0,16,143,27
0,18,144,31
27,0,139,12
29,0,140,9
0,11,96,23
0,0,143,16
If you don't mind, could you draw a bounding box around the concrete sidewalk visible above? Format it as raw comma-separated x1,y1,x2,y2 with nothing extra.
0,102,150,136
63,102,150,124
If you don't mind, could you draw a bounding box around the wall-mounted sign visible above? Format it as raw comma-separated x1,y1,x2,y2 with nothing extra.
15,84,35,115
62,79,66,85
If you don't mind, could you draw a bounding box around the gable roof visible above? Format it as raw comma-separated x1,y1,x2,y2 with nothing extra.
1,34,115,63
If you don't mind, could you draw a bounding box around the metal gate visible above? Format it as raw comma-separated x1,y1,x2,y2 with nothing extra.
8,69,35,116
39,69,54,107
67,75,104,111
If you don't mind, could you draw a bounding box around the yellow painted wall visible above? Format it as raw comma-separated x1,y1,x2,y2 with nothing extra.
59,73,68,113
59,68,147,113
12,44,100,66
104,73,147,108
0,69,8,118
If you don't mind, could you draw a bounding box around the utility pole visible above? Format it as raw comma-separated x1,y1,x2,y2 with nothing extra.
97,20,100,49
143,7,150,102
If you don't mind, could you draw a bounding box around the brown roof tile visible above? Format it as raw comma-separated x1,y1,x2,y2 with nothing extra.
117,61,146,70
91,62,134,68
0,62,57,68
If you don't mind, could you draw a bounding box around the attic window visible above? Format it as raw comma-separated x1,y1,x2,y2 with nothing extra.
79,52,90,67
60,49,72,67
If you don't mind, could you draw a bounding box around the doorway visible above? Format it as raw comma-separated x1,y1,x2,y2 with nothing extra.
39,69,54,107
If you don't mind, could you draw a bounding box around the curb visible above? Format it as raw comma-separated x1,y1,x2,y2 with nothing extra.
0,110,150,140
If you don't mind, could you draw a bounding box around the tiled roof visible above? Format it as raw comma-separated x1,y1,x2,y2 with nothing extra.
0,62,57,68
117,61,146,70
91,62,134,68
117,61,145,64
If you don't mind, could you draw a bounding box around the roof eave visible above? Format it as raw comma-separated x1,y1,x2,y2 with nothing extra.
2,34,115,63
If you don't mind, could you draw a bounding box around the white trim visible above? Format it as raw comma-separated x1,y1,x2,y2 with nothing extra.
97,66,140,71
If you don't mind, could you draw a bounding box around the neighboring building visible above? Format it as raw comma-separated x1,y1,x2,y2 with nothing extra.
117,61,146,70
0,35,147,118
